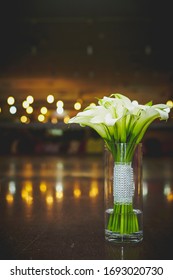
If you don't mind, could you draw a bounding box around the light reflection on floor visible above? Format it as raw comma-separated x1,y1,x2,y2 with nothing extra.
0,155,173,259
1,156,173,208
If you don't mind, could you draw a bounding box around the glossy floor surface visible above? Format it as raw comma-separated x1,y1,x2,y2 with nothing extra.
0,155,173,260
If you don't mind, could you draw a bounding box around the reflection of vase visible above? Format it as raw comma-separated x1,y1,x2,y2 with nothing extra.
104,143,143,243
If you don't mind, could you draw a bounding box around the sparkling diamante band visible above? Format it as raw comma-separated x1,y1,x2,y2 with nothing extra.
113,163,134,203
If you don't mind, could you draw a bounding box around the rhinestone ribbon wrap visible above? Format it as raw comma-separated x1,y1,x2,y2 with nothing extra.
113,163,134,203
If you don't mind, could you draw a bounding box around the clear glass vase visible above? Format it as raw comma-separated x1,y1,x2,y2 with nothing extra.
104,142,143,243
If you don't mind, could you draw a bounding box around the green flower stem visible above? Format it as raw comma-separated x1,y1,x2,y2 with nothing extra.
107,203,139,234
105,143,139,236
105,141,136,163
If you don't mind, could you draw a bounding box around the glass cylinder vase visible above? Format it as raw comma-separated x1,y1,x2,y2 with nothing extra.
104,142,143,243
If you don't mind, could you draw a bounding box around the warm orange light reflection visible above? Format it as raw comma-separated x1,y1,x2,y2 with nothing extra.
25,181,33,192
73,181,81,198
21,181,33,205
56,192,63,199
51,117,58,124
40,182,47,193
74,188,81,198
21,189,33,205
26,195,33,205
46,195,54,205
167,193,173,202
21,189,28,199
89,179,99,198
6,193,14,204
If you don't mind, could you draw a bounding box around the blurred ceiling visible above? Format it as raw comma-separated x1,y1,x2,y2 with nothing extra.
0,0,173,124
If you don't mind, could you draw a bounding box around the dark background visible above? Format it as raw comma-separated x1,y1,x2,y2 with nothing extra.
0,0,173,156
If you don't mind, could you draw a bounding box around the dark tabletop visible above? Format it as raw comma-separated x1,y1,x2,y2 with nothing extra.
0,155,173,260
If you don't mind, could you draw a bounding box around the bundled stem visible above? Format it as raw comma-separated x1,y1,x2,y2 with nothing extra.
107,203,139,234
105,142,140,236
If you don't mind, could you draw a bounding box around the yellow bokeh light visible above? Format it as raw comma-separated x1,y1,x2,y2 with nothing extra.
74,102,81,110
21,189,28,199
25,182,33,192
56,192,63,199
166,100,173,108
22,100,29,108
38,114,45,122
25,195,33,205
89,187,99,198
90,102,96,107
40,106,48,114
6,193,14,204
21,183,33,206
26,95,34,104
47,94,54,103
56,100,64,107
51,117,58,124
20,115,28,123
64,115,70,124
167,193,173,202
7,96,15,105
40,182,47,193
89,180,99,198
73,188,81,198
46,195,54,205
26,106,33,114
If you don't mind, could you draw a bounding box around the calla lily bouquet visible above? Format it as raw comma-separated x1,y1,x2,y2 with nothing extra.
68,93,170,161
68,93,171,238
